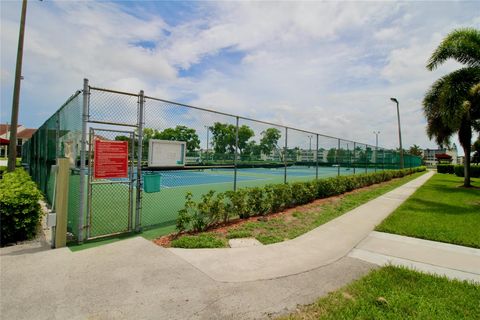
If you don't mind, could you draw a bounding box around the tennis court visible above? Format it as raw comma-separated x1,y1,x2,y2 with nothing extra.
24,82,422,242
83,164,380,238
141,165,361,188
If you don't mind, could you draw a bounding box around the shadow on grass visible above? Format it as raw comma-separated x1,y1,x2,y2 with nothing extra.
423,179,480,196
403,198,478,216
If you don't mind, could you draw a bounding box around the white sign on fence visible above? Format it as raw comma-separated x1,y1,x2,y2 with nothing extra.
148,139,186,167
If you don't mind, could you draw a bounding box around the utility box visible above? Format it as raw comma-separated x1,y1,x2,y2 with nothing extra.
47,212,57,228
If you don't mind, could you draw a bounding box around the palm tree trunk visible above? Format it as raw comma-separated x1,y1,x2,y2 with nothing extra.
464,142,471,187
459,118,472,187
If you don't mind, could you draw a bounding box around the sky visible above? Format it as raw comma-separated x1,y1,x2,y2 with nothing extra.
1,1,479,153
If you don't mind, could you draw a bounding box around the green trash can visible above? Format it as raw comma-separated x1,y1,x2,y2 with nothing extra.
143,172,161,193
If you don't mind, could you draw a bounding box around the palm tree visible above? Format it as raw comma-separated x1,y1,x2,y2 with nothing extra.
408,144,423,157
423,28,480,187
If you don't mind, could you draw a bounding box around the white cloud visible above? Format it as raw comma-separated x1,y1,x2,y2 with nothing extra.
1,0,479,155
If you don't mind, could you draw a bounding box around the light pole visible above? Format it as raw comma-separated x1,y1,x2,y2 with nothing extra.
390,98,404,169
373,131,380,172
7,0,28,172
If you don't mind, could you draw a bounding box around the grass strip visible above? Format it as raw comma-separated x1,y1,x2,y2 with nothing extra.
280,266,480,320
171,171,426,248
376,173,480,248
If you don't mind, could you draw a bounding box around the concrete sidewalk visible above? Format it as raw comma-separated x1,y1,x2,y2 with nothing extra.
169,171,435,282
1,237,374,320
349,231,480,283
7,170,472,320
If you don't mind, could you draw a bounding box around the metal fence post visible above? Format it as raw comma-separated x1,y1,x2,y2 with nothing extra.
78,78,89,243
315,134,319,179
43,122,48,192
353,142,356,174
55,112,60,160
284,127,288,184
337,138,340,176
233,116,239,191
365,145,368,174
135,90,144,232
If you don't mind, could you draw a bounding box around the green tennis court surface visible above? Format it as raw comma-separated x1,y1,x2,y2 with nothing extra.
67,165,387,241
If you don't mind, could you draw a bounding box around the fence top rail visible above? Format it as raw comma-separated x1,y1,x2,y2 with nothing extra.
36,81,419,158
57,90,82,115
89,86,139,97
144,95,333,138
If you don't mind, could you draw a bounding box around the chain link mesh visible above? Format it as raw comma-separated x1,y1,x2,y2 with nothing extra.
23,84,423,241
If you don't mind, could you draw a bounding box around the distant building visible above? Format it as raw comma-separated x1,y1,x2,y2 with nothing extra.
0,124,36,158
422,145,458,167
457,156,464,165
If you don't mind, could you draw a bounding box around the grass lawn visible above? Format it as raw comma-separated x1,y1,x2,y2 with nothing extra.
170,171,427,248
376,173,480,248
280,266,480,320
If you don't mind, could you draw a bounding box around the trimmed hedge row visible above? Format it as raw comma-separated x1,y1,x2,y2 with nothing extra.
437,164,455,174
437,164,480,177
453,165,480,178
0,169,43,246
176,167,426,233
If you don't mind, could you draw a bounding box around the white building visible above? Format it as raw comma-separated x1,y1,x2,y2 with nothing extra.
422,145,458,167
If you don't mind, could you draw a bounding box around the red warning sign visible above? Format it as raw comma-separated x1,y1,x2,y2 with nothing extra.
94,139,128,179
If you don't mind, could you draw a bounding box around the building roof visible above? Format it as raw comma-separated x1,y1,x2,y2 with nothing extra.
17,128,36,139
0,124,15,136
0,123,36,139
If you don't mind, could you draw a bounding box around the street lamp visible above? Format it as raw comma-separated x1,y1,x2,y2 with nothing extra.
373,131,380,149
390,98,404,169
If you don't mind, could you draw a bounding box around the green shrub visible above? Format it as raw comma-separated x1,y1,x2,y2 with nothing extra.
175,167,426,233
454,165,480,178
245,187,269,216
437,164,454,174
176,191,227,233
225,189,249,219
0,169,43,245
265,183,293,212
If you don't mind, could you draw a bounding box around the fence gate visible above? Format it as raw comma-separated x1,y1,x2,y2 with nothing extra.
86,128,136,239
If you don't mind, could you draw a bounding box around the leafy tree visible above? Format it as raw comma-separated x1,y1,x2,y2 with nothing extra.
238,125,255,154
423,28,480,187
210,122,232,154
209,122,254,155
155,125,200,152
409,144,423,157
243,140,261,159
259,128,281,155
327,148,337,164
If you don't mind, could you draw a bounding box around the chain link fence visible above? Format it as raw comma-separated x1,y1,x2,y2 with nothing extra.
22,79,423,242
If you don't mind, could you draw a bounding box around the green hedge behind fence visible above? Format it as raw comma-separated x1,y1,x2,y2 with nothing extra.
437,164,455,174
176,167,426,233
437,164,480,177
0,169,43,245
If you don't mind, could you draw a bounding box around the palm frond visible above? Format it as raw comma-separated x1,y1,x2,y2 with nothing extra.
423,67,480,145
427,28,480,70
